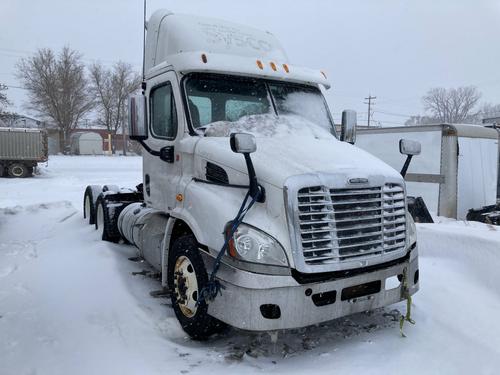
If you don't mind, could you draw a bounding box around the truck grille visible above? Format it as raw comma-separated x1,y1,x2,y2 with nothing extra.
296,183,406,265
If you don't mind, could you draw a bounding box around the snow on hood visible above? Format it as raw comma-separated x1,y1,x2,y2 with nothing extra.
196,115,403,188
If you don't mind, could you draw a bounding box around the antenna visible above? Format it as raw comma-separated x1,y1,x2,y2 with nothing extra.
142,0,147,85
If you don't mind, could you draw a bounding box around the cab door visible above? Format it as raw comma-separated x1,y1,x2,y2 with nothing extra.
142,70,183,212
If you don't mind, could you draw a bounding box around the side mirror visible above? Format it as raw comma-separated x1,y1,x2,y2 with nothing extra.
399,139,421,156
340,110,357,144
399,139,421,178
230,133,256,154
128,94,147,141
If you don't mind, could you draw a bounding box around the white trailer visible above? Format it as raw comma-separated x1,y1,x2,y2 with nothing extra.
82,10,419,340
356,124,499,219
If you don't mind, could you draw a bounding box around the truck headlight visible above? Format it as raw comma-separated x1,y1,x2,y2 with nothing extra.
406,212,417,247
227,223,289,267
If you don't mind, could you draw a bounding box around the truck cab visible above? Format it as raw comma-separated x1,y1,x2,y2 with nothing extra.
88,10,419,339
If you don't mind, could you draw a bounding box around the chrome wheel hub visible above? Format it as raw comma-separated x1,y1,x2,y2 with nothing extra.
174,256,199,318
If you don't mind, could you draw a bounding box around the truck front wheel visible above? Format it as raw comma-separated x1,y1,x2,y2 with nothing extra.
8,163,29,178
168,235,227,340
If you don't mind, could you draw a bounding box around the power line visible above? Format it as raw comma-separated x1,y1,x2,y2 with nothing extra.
374,109,415,118
2,84,26,90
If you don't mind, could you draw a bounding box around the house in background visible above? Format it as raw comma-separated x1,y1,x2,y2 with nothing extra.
0,114,43,128
482,113,500,127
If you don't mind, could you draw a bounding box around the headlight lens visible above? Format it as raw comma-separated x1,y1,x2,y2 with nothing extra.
406,212,417,246
227,223,289,267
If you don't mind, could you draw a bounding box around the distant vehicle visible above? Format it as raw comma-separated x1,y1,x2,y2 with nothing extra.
356,124,499,219
0,127,48,178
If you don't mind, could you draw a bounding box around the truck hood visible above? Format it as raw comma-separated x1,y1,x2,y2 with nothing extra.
195,134,403,188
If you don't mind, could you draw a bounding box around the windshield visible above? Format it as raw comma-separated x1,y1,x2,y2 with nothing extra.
184,74,335,136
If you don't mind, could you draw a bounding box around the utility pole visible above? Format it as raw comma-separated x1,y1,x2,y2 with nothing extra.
364,95,376,127
123,122,127,156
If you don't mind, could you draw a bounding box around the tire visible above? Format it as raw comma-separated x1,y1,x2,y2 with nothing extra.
83,185,103,225
8,163,29,178
168,234,227,340
94,194,122,243
0,164,4,177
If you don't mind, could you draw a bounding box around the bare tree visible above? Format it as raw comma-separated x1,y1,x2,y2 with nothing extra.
0,84,23,128
479,102,500,118
404,115,439,126
422,86,481,124
0,83,11,114
89,62,141,154
16,47,94,151
0,112,21,127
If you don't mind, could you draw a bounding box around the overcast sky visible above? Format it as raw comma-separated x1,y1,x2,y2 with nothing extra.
1,0,500,125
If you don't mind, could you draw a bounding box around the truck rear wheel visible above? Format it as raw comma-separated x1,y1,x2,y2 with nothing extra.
168,234,227,340
0,164,4,177
95,195,122,243
8,163,29,178
83,185,103,224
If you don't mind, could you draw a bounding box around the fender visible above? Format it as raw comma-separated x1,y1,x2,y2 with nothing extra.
160,213,211,287
161,217,176,287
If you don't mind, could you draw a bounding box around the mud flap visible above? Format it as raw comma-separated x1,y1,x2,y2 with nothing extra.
407,196,433,223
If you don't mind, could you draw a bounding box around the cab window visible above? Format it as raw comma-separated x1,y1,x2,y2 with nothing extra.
150,83,177,139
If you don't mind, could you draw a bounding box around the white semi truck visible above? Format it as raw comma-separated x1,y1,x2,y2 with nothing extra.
83,10,419,339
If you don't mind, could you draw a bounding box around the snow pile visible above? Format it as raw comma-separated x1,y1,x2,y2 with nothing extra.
204,114,333,139
1,156,500,374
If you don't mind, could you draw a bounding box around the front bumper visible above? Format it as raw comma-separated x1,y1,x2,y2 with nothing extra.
202,251,419,331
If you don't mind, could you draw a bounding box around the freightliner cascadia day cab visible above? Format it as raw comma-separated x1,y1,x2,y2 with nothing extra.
83,10,419,339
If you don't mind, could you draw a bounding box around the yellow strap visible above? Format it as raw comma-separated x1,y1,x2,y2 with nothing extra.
399,267,415,337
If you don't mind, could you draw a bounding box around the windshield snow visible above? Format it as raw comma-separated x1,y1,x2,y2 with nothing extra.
204,113,333,139
184,73,335,137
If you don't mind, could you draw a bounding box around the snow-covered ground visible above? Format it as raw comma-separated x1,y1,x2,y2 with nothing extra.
1,156,499,375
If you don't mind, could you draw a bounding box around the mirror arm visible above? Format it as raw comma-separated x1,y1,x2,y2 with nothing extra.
138,139,160,157
400,155,413,178
243,153,265,203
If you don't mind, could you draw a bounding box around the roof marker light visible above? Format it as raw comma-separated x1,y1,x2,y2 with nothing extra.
270,62,277,71
256,60,264,70
283,64,289,73
201,54,208,63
